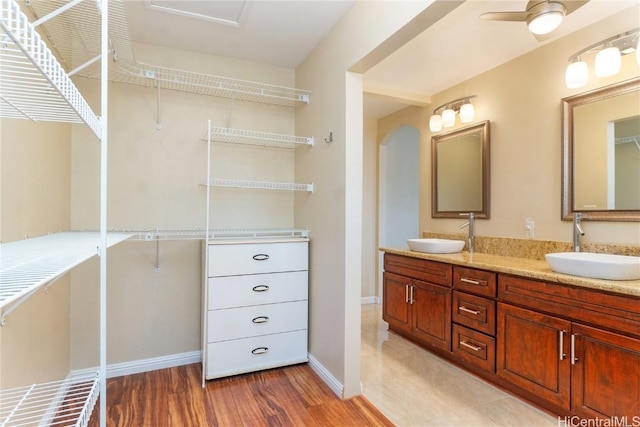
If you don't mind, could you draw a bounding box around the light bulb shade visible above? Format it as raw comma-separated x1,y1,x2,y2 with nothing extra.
459,103,475,123
429,114,442,132
595,47,621,77
527,11,563,35
565,61,588,89
442,108,456,128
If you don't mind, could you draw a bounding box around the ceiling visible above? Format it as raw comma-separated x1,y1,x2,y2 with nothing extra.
123,0,640,119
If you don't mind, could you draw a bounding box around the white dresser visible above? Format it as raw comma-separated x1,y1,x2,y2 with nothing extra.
202,238,309,379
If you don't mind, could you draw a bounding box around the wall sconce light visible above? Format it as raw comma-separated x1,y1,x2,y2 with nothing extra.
429,96,477,132
565,27,639,89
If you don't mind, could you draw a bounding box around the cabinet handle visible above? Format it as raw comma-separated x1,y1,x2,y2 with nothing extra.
251,347,269,355
252,254,270,261
460,277,481,285
559,330,566,361
460,340,482,352
252,316,269,324
571,334,578,365
405,284,409,303
459,306,480,315
252,285,269,292
409,285,415,304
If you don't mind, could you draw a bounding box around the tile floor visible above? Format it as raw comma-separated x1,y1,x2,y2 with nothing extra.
360,303,559,427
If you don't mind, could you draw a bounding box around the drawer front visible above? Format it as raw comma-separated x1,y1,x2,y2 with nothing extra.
206,330,308,379
208,242,308,277
208,271,308,310
452,324,496,373
384,253,452,286
208,300,307,342
453,266,496,297
452,291,496,336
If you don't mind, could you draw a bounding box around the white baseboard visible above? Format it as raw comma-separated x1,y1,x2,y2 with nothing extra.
70,350,201,379
307,353,343,398
361,296,379,305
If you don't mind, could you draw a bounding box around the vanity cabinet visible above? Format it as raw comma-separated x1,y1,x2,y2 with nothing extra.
452,266,497,372
383,254,452,351
498,274,640,418
203,240,309,379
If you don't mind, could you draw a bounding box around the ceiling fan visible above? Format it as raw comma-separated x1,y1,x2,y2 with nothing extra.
480,0,589,39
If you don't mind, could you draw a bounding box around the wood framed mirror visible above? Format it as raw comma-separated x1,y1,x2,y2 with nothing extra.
562,77,640,221
431,120,490,219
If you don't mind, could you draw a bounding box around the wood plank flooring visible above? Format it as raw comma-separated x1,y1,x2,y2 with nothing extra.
87,363,392,426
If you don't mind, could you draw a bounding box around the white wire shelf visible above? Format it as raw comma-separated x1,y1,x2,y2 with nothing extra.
0,0,101,137
118,228,310,241
113,61,310,106
202,179,314,192
206,127,314,148
0,372,99,427
0,231,132,322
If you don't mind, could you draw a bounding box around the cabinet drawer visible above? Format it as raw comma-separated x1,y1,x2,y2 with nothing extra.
208,271,307,309
452,291,496,336
453,266,496,297
208,241,308,277
208,300,307,342
452,324,495,373
205,330,308,379
384,253,452,286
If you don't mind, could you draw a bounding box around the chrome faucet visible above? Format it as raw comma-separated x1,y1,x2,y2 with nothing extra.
459,212,475,254
573,213,585,252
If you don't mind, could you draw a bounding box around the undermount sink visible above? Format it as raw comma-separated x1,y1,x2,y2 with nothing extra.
545,252,640,281
407,238,465,254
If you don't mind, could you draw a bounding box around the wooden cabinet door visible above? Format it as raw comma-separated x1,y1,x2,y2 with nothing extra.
497,303,571,410
382,272,411,332
571,323,640,420
411,279,452,351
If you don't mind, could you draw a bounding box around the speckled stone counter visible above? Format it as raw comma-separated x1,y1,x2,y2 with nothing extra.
379,246,640,298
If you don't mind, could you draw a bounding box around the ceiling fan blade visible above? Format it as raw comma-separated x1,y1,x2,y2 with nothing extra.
480,11,529,22
564,0,589,15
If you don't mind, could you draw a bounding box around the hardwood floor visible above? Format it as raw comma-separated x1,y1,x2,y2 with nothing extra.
87,363,392,426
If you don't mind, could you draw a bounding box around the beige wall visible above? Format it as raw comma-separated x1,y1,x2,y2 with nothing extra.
0,119,72,388
374,6,640,248
362,118,378,300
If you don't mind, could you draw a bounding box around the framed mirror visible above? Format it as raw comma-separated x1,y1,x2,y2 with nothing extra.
432,120,490,218
562,77,640,222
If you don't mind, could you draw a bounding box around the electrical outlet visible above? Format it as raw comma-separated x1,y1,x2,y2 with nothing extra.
525,217,535,238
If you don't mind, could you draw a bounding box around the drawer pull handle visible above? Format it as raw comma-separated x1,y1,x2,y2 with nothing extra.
459,306,480,315
460,340,482,352
252,316,269,324
252,254,270,261
460,277,481,285
252,347,269,355
252,285,269,292
559,330,566,361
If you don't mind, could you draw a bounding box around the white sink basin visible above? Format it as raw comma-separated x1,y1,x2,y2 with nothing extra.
545,252,640,281
407,238,465,254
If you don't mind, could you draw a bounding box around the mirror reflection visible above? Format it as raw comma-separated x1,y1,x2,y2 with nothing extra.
432,121,490,218
562,77,640,221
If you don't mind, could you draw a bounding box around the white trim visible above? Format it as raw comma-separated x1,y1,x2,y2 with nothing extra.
361,296,378,305
307,353,343,398
70,351,201,379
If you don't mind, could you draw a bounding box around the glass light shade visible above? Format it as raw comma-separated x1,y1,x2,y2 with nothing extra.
527,12,563,35
594,47,621,77
459,103,475,123
429,114,442,132
565,61,588,89
442,108,456,128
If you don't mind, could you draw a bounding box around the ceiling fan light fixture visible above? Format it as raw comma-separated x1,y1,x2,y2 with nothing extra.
527,10,564,35
594,46,622,77
565,59,588,89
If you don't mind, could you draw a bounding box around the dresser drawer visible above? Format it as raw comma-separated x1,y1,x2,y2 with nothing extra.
208,300,307,342
205,330,308,379
452,324,495,373
384,253,452,286
208,271,307,310
453,266,496,297
453,290,496,336
208,242,308,277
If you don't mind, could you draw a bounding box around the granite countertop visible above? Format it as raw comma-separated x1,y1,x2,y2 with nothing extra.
379,246,640,298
